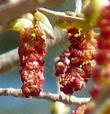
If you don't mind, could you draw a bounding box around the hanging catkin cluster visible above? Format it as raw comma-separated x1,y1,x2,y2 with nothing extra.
19,22,46,97
91,5,110,99
55,28,97,95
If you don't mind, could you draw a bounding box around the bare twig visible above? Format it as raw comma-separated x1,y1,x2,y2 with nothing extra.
0,4,84,34
38,7,84,23
0,88,91,105
0,7,85,35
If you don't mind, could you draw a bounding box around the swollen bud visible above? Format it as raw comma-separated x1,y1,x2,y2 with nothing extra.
51,102,70,114
34,10,53,30
10,18,33,32
34,11,54,39
22,13,34,21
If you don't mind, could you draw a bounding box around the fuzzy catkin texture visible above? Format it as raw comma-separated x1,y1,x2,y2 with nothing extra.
92,5,110,99
93,5,110,85
19,22,46,97
55,28,97,95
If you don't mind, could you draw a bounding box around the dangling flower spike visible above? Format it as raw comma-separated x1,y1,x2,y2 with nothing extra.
92,4,110,99
19,22,47,97
55,28,97,95
11,11,54,97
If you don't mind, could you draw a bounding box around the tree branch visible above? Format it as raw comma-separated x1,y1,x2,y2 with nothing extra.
0,88,90,105
38,7,84,23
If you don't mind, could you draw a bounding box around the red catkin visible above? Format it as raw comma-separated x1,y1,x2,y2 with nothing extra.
19,22,46,97
55,28,97,95
93,5,110,87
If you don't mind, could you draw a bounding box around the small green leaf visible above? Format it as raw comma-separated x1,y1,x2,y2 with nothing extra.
51,102,70,114
34,11,52,30
10,18,33,32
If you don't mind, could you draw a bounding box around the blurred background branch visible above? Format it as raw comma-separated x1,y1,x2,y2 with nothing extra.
0,0,64,25
0,48,19,73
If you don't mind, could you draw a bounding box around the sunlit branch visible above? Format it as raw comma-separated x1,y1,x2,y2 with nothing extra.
0,88,91,105
38,7,84,23
0,7,84,34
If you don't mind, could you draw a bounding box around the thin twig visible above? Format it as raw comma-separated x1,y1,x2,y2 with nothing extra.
0,88,91,105
0,7,85,34
38,7,84,23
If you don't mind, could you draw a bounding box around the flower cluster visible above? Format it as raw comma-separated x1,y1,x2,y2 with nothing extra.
92,5,110,99
19,22,46,97
55,28,97,95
